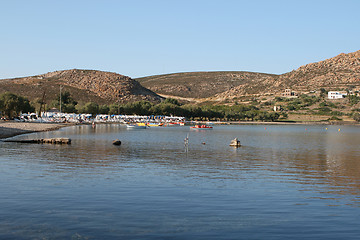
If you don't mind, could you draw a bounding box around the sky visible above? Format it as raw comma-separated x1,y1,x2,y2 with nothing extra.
0,0,359,79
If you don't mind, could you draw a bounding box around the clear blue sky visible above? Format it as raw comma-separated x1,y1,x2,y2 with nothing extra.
0,0,359,79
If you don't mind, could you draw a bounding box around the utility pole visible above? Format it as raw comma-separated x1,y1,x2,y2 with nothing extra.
60,86,62,113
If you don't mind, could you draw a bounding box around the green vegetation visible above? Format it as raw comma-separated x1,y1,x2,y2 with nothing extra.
0,91,282,122
347,95,360,105
49,91,78,113
353,112,360,122
0,92,34,119
84,99,280,121
2,90,360,123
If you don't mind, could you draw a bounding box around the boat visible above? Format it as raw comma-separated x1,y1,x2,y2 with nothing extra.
126,123,147,129
190,124,213,129
147,122,164,127
167,122,185,126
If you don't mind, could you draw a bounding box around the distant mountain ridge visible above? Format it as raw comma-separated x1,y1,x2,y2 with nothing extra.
0,50,359,105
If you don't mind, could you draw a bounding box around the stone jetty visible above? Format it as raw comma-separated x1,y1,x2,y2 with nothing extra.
4,138,71,144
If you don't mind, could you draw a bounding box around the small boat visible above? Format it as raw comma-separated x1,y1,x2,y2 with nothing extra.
147,122,164,127
190,124,213,129
167,122,185,126
126,123,147,129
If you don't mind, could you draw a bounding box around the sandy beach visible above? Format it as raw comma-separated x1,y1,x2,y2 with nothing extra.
0,121,70,139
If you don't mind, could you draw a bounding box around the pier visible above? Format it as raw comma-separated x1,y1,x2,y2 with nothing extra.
4,138,71,144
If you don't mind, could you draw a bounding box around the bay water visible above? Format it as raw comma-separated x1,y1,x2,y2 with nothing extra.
1,124,360,239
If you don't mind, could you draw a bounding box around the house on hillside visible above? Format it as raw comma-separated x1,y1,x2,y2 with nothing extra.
328,91,347,99
281,89,297,98
273,105,282,112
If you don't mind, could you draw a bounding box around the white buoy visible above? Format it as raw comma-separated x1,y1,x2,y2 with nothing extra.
229,138,241,147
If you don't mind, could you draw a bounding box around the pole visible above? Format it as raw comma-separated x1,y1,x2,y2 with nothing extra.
60,86,62,113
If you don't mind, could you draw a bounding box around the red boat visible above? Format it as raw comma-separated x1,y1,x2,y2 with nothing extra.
190,124,213,129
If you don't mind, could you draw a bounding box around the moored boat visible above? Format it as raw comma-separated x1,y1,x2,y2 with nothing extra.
126,123,147,129
190,124,213,129
147,122,164,127
167,122,185,126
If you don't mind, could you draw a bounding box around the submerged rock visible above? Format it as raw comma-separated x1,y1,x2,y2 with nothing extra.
112,139,122,146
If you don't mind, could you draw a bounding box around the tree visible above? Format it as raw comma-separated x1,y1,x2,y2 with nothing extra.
50,91,78,113
99,105,110,114
320,88,327,98
123,101,153,115
163,98,181,106
108,103,124,115
0,92,34,119
83,102,99,115
348,95,360,105
353,112,360,122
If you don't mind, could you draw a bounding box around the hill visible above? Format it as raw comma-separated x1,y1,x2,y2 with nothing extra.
1,50,359,107
137,50,360,102
0,69,163,104
216,50,360,101
136,71,276,99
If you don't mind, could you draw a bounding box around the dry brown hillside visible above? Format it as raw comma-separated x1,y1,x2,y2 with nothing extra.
136,71,276,99
216,50,360,100
0,69,163,104
278,50,360,91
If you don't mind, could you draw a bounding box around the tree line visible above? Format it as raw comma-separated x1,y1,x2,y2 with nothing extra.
1,91,282,122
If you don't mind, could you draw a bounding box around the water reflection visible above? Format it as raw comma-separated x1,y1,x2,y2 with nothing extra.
2,124,360,238
3,124,360,197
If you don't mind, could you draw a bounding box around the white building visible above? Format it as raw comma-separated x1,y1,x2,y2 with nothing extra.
328,91,347,99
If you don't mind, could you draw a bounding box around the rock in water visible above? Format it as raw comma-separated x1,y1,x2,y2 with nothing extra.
112,139,122,146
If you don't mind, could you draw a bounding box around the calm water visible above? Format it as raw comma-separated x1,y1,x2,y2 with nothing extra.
1,124,360,239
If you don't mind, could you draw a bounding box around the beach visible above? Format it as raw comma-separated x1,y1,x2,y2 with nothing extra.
0,121,69,139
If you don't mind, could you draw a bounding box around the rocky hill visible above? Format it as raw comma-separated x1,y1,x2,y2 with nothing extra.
278,50,360,90
137,50,360,102
216,50,360,100
1,50,359,106
0,69,163,104
136,71,276,99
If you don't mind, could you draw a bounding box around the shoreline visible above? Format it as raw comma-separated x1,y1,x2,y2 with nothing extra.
1,120,359,140
0,121,72,139
197,120,360,126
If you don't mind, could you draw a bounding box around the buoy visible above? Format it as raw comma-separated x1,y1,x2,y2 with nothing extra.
112,139,122,145
264,127,266,130
325,128,328,130
338,128,341,132
201,142,206,145
229,138,241,147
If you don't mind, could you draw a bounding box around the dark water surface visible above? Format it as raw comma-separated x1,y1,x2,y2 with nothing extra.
1,124,360,239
